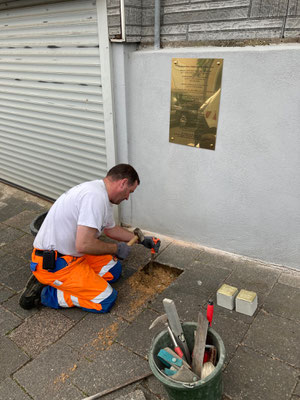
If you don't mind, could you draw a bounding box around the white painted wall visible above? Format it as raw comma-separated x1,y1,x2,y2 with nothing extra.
113,44,300,269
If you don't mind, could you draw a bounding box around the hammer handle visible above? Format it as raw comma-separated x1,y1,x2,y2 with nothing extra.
127,235,139,247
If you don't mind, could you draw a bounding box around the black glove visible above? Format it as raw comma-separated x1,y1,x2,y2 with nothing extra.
116,242,131,260
141,236,161,253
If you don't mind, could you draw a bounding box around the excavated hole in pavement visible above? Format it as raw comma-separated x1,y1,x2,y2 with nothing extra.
124,261,183,318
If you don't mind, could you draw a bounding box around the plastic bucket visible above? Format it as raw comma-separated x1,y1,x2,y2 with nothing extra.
149,322,226,400
30,211,48,236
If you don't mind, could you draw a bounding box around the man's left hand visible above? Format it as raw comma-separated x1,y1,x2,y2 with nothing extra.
141,236,161,253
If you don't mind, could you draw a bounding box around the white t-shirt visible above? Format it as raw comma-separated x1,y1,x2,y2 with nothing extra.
34,180,115,257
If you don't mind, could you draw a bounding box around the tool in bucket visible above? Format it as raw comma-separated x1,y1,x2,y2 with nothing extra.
149,313,185,360
163,298,191,364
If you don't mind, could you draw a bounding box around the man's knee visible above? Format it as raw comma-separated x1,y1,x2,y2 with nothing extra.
104,260,122,283
83,288,118,313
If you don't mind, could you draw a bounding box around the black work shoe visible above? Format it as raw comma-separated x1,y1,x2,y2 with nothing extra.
19,275,44,310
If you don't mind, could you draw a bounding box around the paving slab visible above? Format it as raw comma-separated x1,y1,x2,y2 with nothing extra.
0,197,29,223
156,241,203,269
14,341,84,400
150,261,231,320
0,225,25,246
0,377,32,400
115,389,146,400
2,233,34,260
59,305,88,322
97,383,144,400
1,265,32,292
263,282,300,321
194,248,242,271
2,210,40,234
59,312,129,361
9,308,75,357
223,259,280,307
0,336,29,384
116,308,164,359
243,309,300,368
0,284,15,304
278,270,300,289
0,305,22,335
70,343,150,397
0,253,29,281
223,345,298,400
142,375,167,400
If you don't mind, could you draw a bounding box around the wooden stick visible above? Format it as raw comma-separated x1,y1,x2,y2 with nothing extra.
192,311,208,377
82,371,153,400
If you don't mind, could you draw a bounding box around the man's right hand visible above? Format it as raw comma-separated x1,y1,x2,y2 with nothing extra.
116,242,131,260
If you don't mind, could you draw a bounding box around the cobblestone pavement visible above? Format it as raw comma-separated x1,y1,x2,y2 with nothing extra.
0,182,299,400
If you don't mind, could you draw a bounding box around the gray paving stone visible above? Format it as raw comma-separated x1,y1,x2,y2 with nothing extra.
156,241,202,269
3,233,34,260
223,346,297,400
150,262,231,319
1,265,32,292
142,375,167,400
2,210,38,234
223,260,280,302
0,225,25,246
14,342,84,400
243,310,300,368
278,271,300,289
115,389,146,400
195,248,242,271
70,343,150,397
59,312,129,361
59,306,88,322
9,308,75,357
116,308,164,359
0,336,29,384
263,283,300,321
0,253,29,280
0,198,27,223
0,305,22,335
0,284,14,304
0,377,31,400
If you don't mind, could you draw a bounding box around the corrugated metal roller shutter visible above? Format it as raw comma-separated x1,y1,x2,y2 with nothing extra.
0,0,112,199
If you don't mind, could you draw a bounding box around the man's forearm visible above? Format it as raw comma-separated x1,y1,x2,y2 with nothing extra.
104,226,135,242
77,235,118,256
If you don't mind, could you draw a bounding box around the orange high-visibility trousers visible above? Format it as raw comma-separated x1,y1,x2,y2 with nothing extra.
30,249,121,313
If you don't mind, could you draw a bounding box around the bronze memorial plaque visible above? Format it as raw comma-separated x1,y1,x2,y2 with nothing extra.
169,58,223,150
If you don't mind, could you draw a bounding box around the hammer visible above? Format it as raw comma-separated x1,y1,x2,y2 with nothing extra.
127,227,144,246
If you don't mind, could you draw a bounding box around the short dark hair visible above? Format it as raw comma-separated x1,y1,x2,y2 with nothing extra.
106,164,140,186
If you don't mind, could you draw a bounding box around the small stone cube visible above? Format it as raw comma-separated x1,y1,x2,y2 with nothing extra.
217,284,238,310
235,289,258,316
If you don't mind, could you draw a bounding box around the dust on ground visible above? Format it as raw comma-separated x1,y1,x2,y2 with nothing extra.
91,321,120,351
